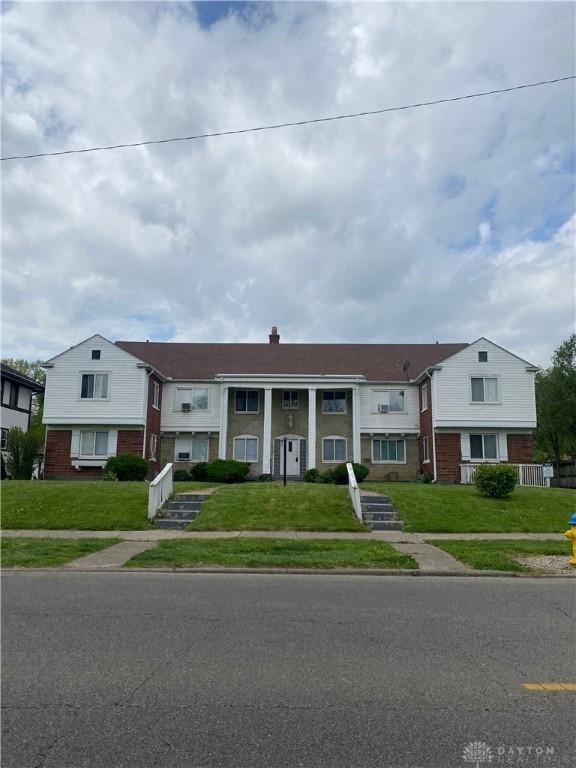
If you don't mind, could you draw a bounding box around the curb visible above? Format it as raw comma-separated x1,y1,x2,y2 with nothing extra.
1,566,574,578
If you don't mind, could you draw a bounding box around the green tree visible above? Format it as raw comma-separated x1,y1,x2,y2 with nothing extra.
4,427,44,480
534,334,576,467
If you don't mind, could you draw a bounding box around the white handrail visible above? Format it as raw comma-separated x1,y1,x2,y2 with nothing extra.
346,462,363,523
148,463,173,521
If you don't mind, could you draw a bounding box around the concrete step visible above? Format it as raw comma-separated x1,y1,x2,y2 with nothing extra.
362,495,390,503
163,500,203,511
157,509,198,521
154,519,194,530
363,511,398,522
362,502,395,513
175,494,211,502
369,520,404,531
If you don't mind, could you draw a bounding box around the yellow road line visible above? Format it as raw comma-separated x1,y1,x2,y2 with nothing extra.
523,683,576,691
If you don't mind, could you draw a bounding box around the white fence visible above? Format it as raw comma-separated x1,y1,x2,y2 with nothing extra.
148,463,173,521
346,462,363,523
460,463,550,488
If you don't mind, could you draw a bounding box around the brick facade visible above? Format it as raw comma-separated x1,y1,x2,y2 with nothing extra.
117,429,144,456
435,432,461,483
507,433,534,464
418,380,434,476
45,428,144,479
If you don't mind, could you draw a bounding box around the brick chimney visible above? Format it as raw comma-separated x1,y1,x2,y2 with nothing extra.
269,326,280,344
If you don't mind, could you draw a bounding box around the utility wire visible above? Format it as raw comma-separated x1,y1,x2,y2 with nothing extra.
2,75,574,162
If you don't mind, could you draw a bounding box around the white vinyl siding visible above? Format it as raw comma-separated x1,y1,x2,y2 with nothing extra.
161,382,221,431
234,435,258,462
359,385,419,433
372,438,406,463
43,335,148,426
433,339,536,428
322,437,347,462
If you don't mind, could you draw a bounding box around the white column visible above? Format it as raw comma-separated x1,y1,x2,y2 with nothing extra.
308,388,316,468
352,385,361,463
218,385,229,459
262,387,272,474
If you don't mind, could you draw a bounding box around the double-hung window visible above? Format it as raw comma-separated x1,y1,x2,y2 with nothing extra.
470,377,499,403
80,430,109,457
175,388,208,411
235,390,259,413
81,373,108,400
322,437,347,462
470,434,498,460
421,383,429,411
322,391,347,414
374,390,405,413
372,438,406,463
233,436,258,462
152,381,160,409
149,434,158,461
282,391,299,409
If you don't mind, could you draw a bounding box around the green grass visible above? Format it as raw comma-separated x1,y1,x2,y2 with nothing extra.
188,482,366,531
362,482,575,533
1,537,119,567
427,539,572,572
1,480,217,530
126,538,417,569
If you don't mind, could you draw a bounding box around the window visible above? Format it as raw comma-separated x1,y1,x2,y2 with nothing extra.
372,438,406,463
421,383,429,411
149,434,158,461
9,383,19,409
91,350,101,360
322,391,347,414
175,388,208,411
175,435,209,462
81,373,108,399
373,390,405,413
478,351,488,362
233,436,258,462
322,437,347,462
471,376,499,403
422,436,429,463
235,390,259,413
282,391,299,409
80,430,109,456
1,428,7,449
152,381,160,409
470,433,498,460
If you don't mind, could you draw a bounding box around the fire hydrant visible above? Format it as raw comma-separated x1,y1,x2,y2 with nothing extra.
564,513,576,567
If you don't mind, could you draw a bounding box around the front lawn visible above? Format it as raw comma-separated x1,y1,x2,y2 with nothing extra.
1,480,217,530
428,539,571,572
188,482,366,531
126,538,417,569
1,537,119,567
362,483,575,533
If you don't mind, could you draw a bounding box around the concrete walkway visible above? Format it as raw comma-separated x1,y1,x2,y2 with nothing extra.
2,529,566,541
63,541,157,570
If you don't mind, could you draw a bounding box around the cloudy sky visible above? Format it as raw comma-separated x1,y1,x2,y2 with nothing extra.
2,1,575,366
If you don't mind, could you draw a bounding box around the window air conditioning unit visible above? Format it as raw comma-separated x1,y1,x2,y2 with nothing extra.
378,404,389,413
178,452,190,461
181,402,191,412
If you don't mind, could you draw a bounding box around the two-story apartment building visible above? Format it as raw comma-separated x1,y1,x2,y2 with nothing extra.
1,363,45,450
41,329,538,482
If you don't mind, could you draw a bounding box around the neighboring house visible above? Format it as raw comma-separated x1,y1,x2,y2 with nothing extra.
41,329,538,482
1,363,45,450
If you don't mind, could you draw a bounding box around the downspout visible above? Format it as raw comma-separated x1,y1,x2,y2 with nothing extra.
425,369,438,484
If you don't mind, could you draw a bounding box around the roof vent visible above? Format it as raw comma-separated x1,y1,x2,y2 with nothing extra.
269,326,280,344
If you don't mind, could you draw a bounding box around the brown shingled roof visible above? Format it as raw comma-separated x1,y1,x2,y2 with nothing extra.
115,341,468,381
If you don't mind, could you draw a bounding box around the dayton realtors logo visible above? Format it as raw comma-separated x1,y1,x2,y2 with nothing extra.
462,742,556,766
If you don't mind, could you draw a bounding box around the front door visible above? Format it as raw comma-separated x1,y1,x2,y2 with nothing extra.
280,438,300,475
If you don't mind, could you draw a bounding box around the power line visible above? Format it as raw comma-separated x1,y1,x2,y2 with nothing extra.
2,75,574,162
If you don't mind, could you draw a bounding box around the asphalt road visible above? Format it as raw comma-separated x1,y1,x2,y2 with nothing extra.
2,572,575,768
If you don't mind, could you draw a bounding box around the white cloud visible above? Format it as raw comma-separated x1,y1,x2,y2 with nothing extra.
1,1,574,367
